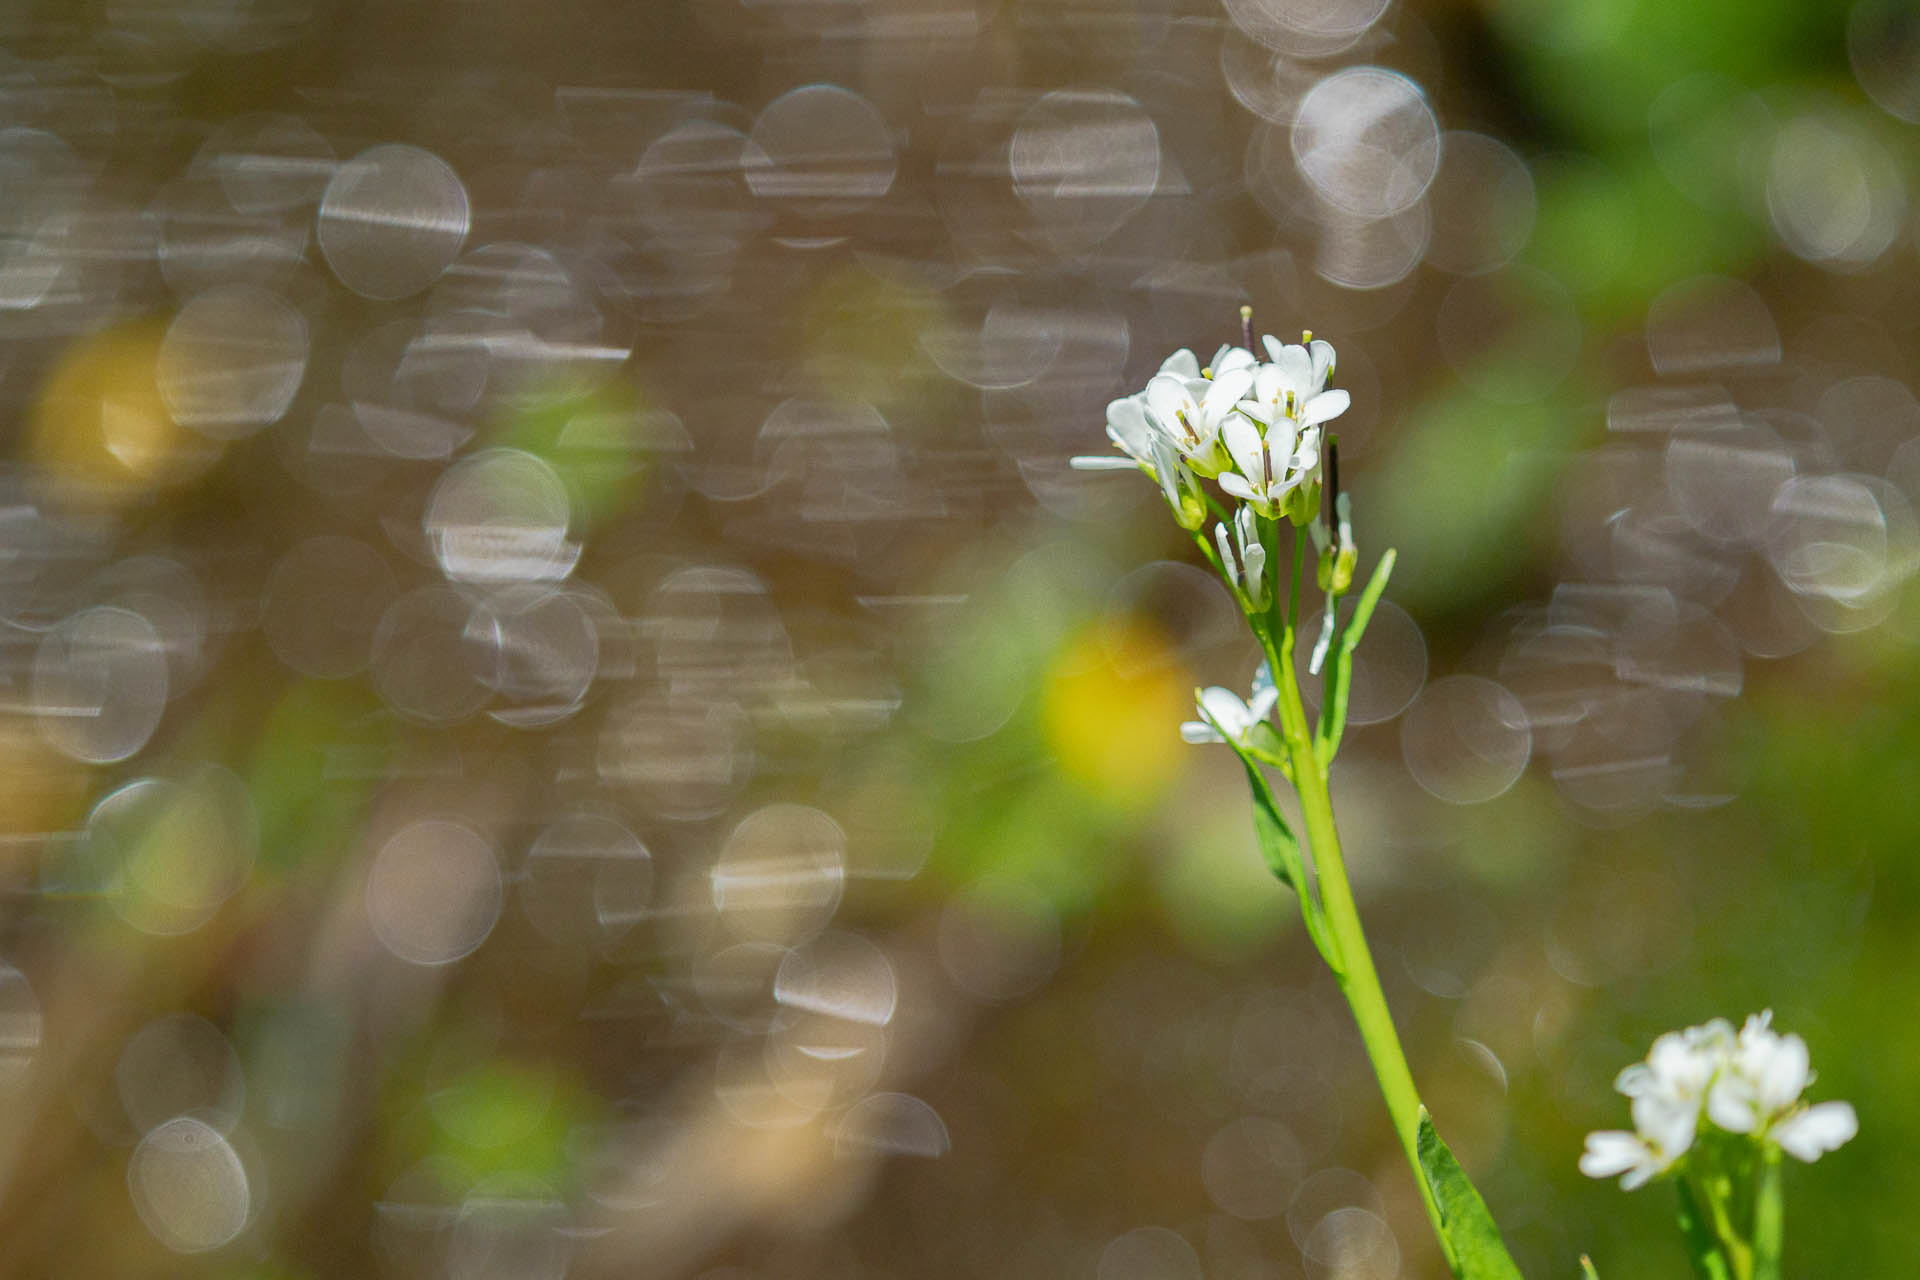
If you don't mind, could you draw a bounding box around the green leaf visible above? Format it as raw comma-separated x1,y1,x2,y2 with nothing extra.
1579,1256,1600,1280
1673,1178,1735,1280
1237,755,1301,894
1317,548,1396,766
1416,1111,1524,1280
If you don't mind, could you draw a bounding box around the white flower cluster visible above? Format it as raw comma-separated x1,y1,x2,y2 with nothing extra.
1580,1012,1858,1190
1072,333,1350,527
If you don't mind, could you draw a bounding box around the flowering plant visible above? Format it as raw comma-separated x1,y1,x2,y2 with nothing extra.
1582,1013,1856,1278
1080,307,1516,1278
1082,309,1856,1280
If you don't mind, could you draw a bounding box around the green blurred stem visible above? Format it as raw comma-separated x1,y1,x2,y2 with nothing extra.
1751,1148,1783,1280
1255,523,1454,1272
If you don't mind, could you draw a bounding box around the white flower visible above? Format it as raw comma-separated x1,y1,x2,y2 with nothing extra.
1213,505,1267,610
1585,1010,1858,1189
1579,1130,1675,1191
1218,415,1319,518
1242,334,1349,434
1207,343,1259,378
1071,393,1162,472
1707,1013,1810,1135
1145,364,1254,479
1704,1011,1858,1161
1180,678,1278,747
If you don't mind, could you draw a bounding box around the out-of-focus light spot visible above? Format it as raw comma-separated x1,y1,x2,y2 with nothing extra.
1436,265,1580,404
1423,132,1535,275
597,694,750,820
448,1182,572,1280
1223,0,1389,58
768,1011,887,1108
1645,275,1779,375
627,119,761,248
0,966,41,1092
342,318,482,461
1648,77,1774,214
371,586,492,724
1286,1167,1384,1251
1850,0,1920,123
1820,375,1920,475
1314,200,1430,291
117,1013,245,1135
30,321,222,505
745,85,897,209
1010,89,1161,243
1400,675,1531,805
1303,1206,1398,1280
1041,618,1188,807
195,113,335,215
833,1092,949,1159
367,819,503,966
127,1116,251,1253
1666,426,1797,545
1296,598,1426,726
156,285,309,437
318,144,470,300
1292,68,1439,220
1202,1116,1306,1220
263,536,397,679
427,449,579,585
936,877,1061,1001
711,803,846,944
695,940,790,1034
773,930,898,1026
1768,474,1920,623
152,170,309,293
519,812,652,948
85,766,255,935
1766,114,1905,268
470,586,599,727
1097,1226,1202,1280
32,605,168,764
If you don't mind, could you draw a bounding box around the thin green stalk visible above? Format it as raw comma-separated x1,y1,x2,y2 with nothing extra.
1257,524,1453,1271
1752,1148,1783,1280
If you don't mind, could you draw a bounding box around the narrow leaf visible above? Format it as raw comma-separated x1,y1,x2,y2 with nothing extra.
1416,1111,1524,1280
1751,1150,1783,1280
1237,755,1301,894
1317,548,1395,765
1579,1257,1599,1280
1673,1179,1735,1280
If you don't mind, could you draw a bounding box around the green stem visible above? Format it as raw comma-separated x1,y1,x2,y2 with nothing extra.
1258,526,1453,1272
1697,1172,1753,1280
1752,1147,1783,1280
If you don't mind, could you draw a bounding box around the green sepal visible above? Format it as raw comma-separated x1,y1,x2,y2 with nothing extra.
1674,1178,1735,1280
1316,547,1396,767
1416,1110,1524,1280
1579,1257,1600,1280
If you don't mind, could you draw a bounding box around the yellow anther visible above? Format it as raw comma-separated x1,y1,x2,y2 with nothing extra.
1302,329,1313,344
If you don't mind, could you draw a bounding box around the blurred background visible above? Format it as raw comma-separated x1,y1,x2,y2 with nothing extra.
0,0,1914,1275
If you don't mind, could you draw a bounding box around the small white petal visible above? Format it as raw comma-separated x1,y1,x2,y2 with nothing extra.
1218,473,1258,503
1580,1131,1655,1185
1299,388,1350,428
1308,338,1336,387
1202,367,1255,422
1180,720,1223,744
1756,1033,1812,1114
1070,455,1141,470
1159,348,1200,379
1708,1075,1759,1134
1774,1101,1857,1161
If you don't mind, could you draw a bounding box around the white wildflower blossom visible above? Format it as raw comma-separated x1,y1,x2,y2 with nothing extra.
1243,334,1349,434
1146,364,1253,478
1218,414,1318,518
1583,1011,1857,1190
1179,677,1279,747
